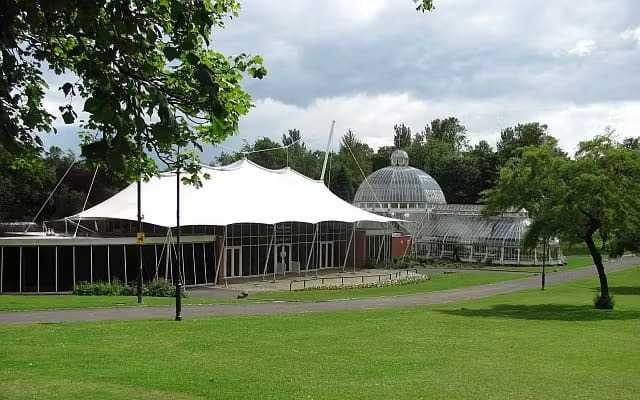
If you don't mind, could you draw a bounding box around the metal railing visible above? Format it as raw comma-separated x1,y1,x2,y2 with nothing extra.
289,269,421,291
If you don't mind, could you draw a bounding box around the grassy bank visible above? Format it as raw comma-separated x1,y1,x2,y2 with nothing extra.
0,271,523,311
0,268,638,399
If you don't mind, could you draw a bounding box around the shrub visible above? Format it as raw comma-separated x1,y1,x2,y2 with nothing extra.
73,280,126,296
144,279,176,297
73,279,184,297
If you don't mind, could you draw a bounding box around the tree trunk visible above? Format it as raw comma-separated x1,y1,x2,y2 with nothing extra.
584,232,610,303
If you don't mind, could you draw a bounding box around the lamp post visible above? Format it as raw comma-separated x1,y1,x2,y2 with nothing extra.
175,149,183,321
541,238,547,290
136,136,144,304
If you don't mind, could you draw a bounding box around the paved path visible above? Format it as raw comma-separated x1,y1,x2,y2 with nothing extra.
1,258,638,324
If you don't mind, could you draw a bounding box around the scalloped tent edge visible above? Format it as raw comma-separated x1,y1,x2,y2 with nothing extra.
69,158,401,227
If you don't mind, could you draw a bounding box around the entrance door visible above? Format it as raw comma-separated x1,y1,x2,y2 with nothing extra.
274,244,292,274
225,247,242,278
318,242,334,269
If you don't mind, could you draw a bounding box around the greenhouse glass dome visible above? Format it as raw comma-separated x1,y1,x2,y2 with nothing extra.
354,150,564,266
353,150,446,210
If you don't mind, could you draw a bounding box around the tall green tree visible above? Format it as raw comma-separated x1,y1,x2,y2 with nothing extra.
336,130,374,191
329,164,355,202
0,144,123,222
483,135,640,309
393,124,412,149
496,123,563,165
1,0,266,182
422,117,468,151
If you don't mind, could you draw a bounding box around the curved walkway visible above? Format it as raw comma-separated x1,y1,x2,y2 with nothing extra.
1,257,638,324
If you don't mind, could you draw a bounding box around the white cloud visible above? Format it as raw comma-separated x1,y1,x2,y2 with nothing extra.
567,39,596,56
620,26,640,46
216,93,640,158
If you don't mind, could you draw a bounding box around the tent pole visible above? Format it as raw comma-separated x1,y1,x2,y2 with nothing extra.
215,226,227,286
123,245,127,285
55,246,58,292
262,225,275,279
19,247,22,293
1,247,4,294
192,244,196,285
90,245,93,284
202,243,207,285
37,247,40,293
154,245,159,280
375,230,384,266
353,223,357,273
181,244,186,285
305,224,318,272
273,225,277,282
342,224,355,272
72,246,76,290
386,223,390,267
107,245,111,284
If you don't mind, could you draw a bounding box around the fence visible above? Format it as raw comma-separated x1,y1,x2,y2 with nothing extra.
289,269,420,291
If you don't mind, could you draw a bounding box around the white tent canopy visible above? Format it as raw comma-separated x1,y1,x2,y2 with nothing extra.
71,159,398,227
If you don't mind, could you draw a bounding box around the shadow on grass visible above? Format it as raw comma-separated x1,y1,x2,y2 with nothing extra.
437,304,640,321
608,287,640,296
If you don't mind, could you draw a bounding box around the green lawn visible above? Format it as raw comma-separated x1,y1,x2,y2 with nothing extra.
0,271,523,311
249,271,523,302
0,268,638,399
0,294,225,312
564,254,598,269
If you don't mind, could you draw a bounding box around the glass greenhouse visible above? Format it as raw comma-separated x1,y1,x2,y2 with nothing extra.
354,150,564,266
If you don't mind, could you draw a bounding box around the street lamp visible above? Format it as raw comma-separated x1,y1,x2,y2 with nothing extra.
174,149,183,321
541,238,547,290
136,136,144,304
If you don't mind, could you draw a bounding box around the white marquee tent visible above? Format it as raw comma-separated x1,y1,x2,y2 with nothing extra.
71,158,398,226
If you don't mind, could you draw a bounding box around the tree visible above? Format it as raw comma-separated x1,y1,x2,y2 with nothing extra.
422,117,468,151
483,135,640,309
1,1,266,182
329,165,355,202
393,124,412,149
496,123,563,165
414,0,435,12
336,130,374,190
623,137,640,151
372,146,395,171
0,144,124,222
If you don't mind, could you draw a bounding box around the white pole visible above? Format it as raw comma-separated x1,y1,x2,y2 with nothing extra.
181,244,186,285
72,246,76,290
215,227,227,285
342,224,355,271
192,243,197,285
262,225,275,278
107,245,111,284
305,224,318,271
90,245,93,284
55,246,58,292
123,245,127,284
202,243,208,284
320,120,336,182
154,245,159,280
353,224,357,273
19,247,22,293
273,225,277,282
0,246,3,293
37,246,40,293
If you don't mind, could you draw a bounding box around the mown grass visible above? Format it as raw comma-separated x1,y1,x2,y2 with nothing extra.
0,271,523,311
0,268,638,399
249,271,523,302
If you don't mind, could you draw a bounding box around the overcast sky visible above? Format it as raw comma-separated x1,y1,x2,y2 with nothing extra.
44,0,640,160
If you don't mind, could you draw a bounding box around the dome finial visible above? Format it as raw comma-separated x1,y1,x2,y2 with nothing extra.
390,149,409,167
